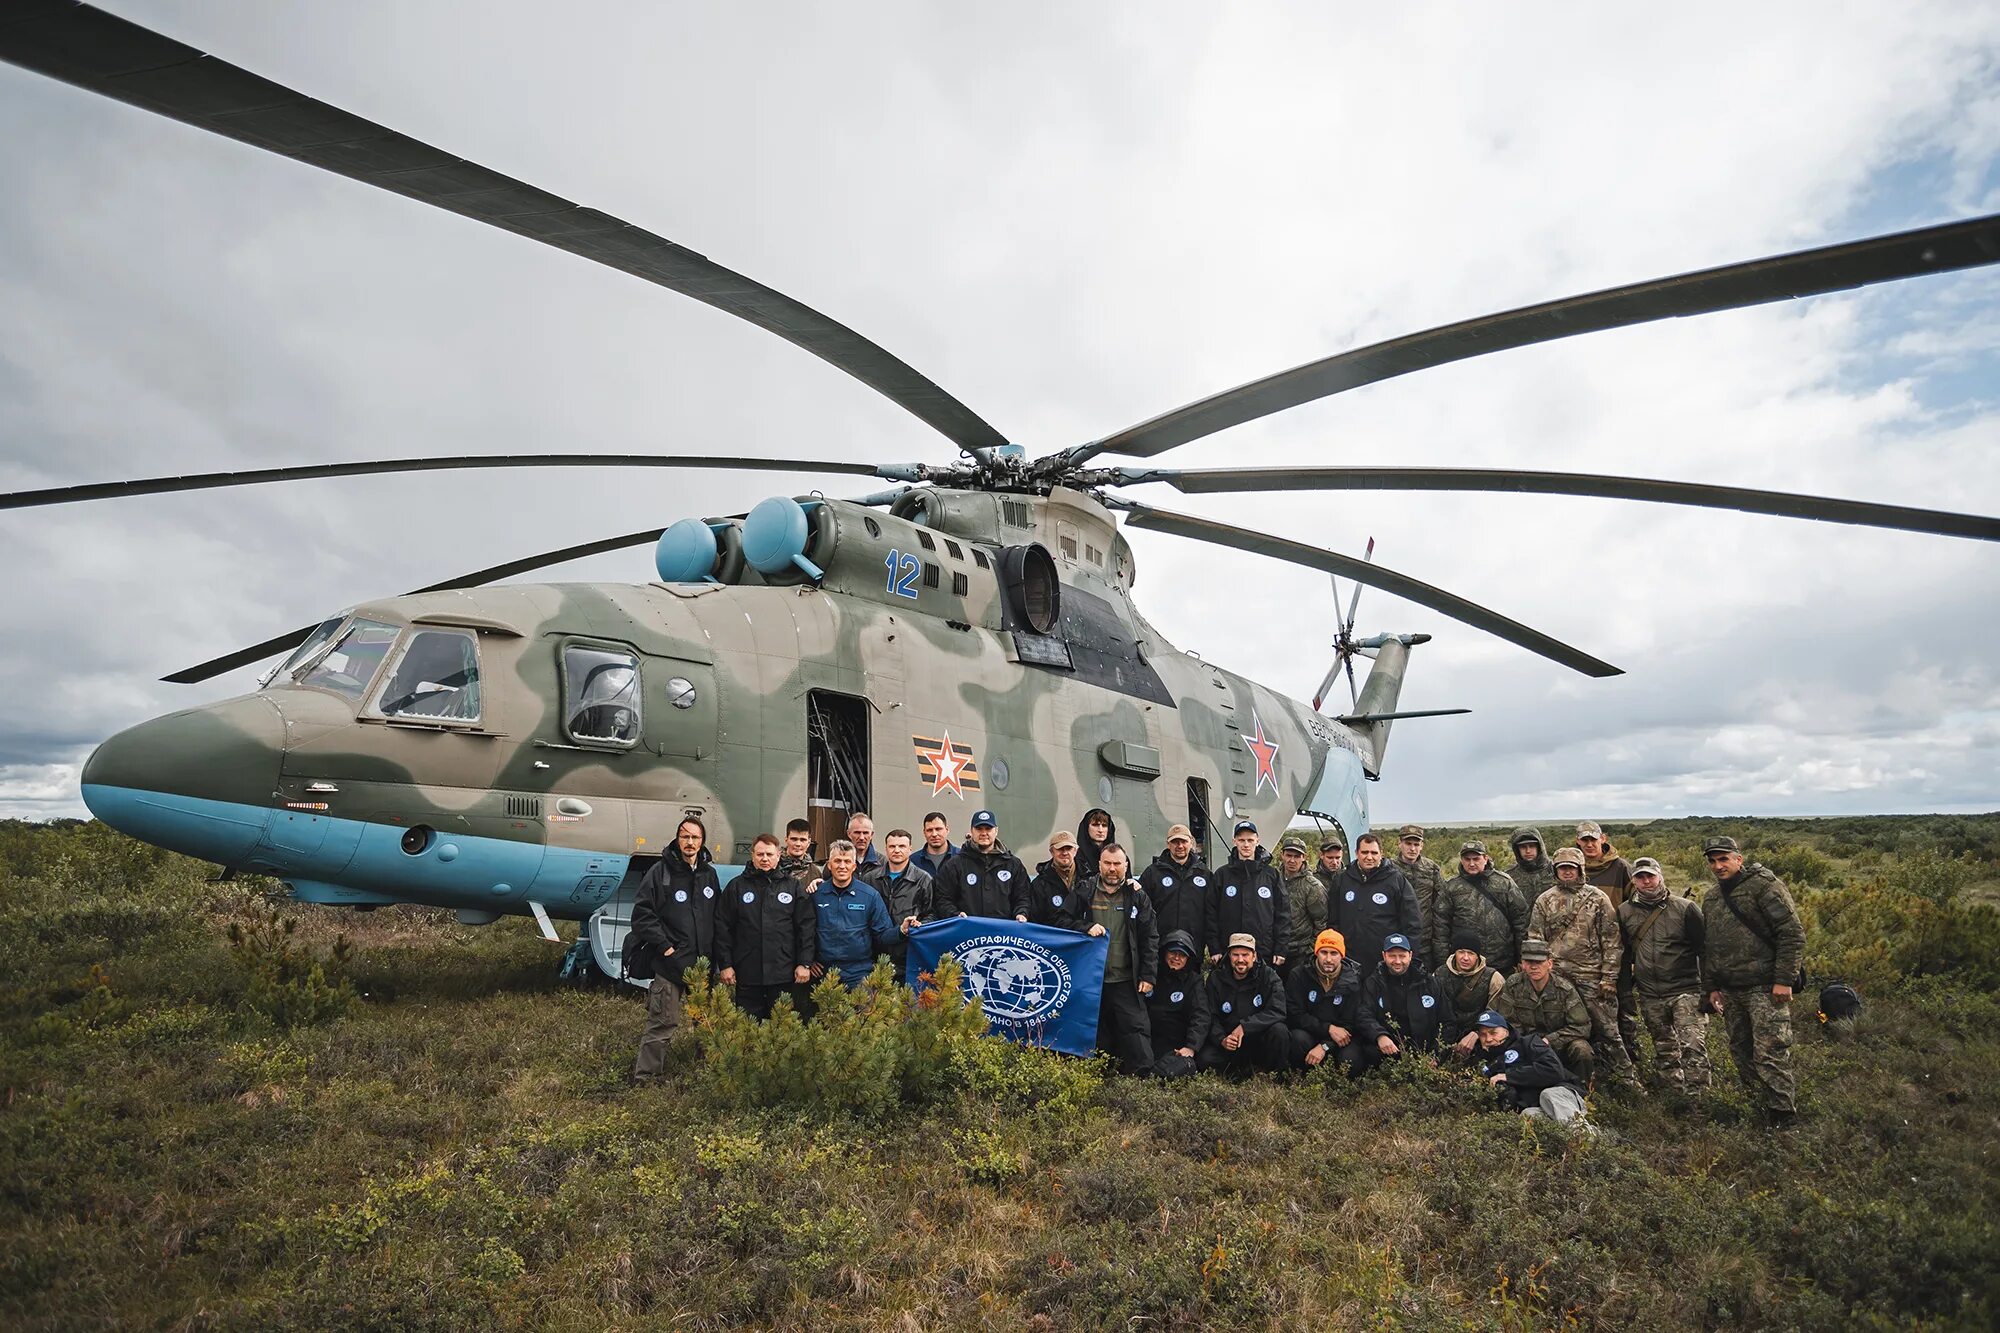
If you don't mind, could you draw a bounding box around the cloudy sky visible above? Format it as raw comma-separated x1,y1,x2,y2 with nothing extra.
2,1,1997,823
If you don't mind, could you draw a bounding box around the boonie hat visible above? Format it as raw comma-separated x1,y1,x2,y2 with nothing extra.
1519,939,1553,962
970,809,998,828
1382,933,1414,953
1475,1009,1511,1031
1631,856,1664,876
1313,929,1347,955
1703,835,1740,854
1233,819,1258,836
1049,830,1078,851
1226,932,1259,952
1166,823,1194,842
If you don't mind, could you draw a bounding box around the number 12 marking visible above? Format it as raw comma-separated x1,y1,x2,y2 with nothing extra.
884,549,920,599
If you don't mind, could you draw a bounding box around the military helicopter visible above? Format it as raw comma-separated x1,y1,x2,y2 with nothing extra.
5,5,1998,980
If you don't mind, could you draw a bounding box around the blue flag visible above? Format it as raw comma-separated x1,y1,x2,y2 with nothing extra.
905,917,1107,1057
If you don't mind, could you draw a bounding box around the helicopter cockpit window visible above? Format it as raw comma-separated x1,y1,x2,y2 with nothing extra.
297,619,400,701
562,644,641,747
377,629,482,723
264,616,345,688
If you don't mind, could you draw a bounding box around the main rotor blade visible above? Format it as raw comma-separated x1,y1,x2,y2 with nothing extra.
1118,465,2000,542
1111,501,1621,677
0,3,1008,457
162,525,666,683
1072,213,2000,463
4,452,901,511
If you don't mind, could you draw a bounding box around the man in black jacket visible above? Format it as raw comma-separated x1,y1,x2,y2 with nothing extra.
1211,820,1290,967
1477,1010,1590,1126
627,816,721,1080
1332,833,1422,976
934,809,1031,922
1190,933,1289,1076
1146,930,1203,1078
1024,829,1088,930
1286,928,1367,1076
1078,844,1158,1075
715,833,816,1019
859,828,935,982
1358,933,1446,1069
1138,824,1211,973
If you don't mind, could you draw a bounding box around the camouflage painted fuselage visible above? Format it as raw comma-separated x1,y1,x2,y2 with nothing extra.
81,487,1399,943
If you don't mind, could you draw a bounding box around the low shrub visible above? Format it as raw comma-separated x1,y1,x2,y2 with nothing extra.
227,904,355,1029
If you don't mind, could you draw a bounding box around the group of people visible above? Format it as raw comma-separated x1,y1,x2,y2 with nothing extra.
623,807,1807,1128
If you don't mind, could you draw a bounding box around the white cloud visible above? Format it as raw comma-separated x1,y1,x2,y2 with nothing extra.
1,0,1997,822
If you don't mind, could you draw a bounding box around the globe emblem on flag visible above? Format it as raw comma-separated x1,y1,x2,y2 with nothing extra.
954,935,1073,1024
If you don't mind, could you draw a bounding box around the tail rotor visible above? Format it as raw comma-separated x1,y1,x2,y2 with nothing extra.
1313,536,1375,713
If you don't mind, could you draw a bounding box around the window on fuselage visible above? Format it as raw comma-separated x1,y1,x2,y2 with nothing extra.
563,644,642,747
377,629,482,723
265,616,345,688
297,619,400,701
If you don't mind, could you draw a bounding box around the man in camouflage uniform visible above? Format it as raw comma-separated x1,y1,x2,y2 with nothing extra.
1498,938,1594,1083
1508,828,1557,910
1529,847,1640,1091
1313,837,1346,897
1618,856,1711,1093
1393,825,1446,960
1576,819,1641,1062
1431,840,1528,972
1702,836,1805,1126
1277,835,1329,977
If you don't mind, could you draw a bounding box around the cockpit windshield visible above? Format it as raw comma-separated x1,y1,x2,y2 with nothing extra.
297,619,400,701
264,616,345,688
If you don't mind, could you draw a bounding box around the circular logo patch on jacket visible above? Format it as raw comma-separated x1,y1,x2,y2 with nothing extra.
1170,991,1185,1003
1221,1001,1233,1014
1504,1049,1519,1064
674,889,688,903
1372,892,1388,905
1257,885,1272,899
998,870,1013,882
966,873,979,884
1345,889,1356,902
703,886,714,898
1253,994,1263,1007
742,891,756,904
1225,885,1238,898
1308,989,1319,1003
1161,875,1175,887
777,892,793,904
1421,994,1435,1008
1193,876,1207,887
1051,894,1064,907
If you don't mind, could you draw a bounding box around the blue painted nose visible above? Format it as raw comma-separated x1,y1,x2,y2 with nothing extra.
81,694,286,866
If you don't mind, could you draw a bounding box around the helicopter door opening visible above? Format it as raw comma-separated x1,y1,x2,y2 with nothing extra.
806,690,870,854
1186,777,1213,864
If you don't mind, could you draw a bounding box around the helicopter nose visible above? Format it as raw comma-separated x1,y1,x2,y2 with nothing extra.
81,694,286,866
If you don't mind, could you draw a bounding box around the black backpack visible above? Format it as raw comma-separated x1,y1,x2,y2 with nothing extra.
1817,981,1862,1024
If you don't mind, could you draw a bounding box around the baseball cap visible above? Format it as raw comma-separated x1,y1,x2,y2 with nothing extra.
1460,839,1487,856
1313,929,1347,954
1575,820,1604,839
1703,835,1740,854
1553,846,1586,869
1398,824,1424,839
970,809,998,828
1382,933,1414,953
1279,835,1308,855
1319,836,1345,853
1226,932,1258,952
1233,819,1258,836
1049,830,1078,851
1166,823,1194,842
1519,938,1552,962
1632,856,1664,875
1475,1009,1511,1031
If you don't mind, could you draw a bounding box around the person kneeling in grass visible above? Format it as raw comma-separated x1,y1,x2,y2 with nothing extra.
1476,1009,1589,1127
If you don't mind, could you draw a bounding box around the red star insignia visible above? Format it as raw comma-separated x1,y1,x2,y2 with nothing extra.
918,731,974,798
1242,712,1281,796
